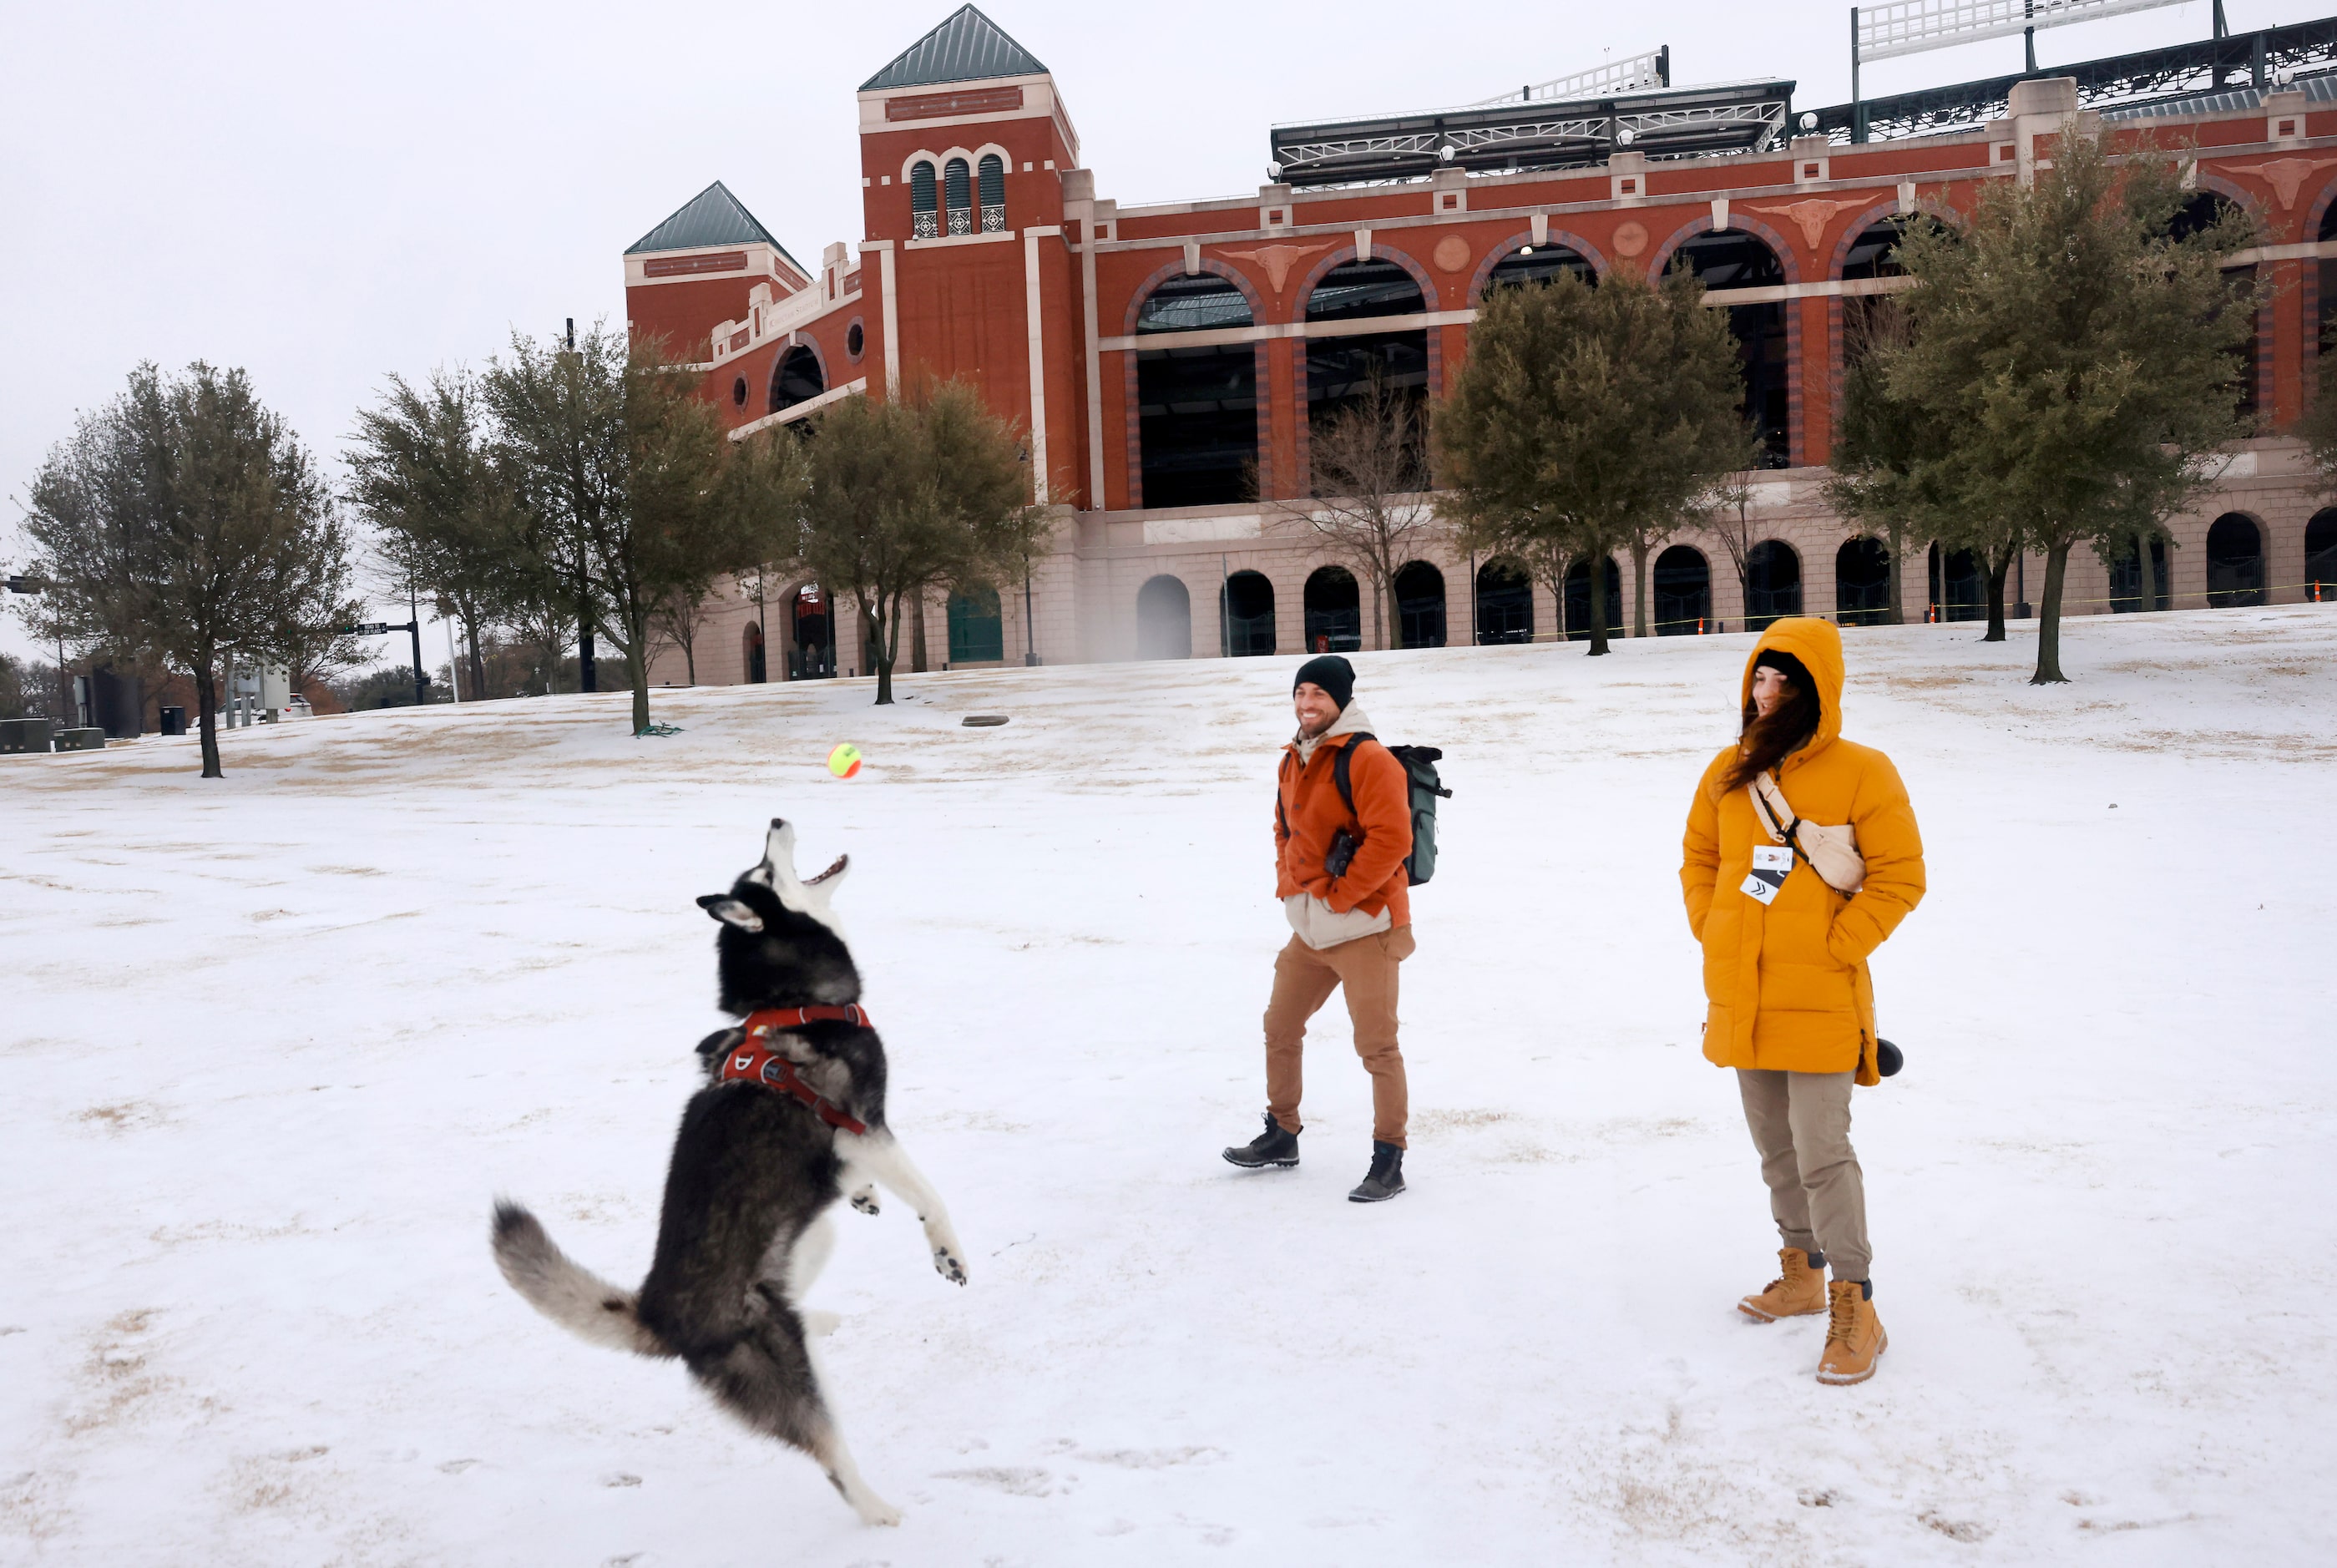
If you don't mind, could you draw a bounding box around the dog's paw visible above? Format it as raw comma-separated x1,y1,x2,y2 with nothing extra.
931,1241,969,1286
849,1185,879,1216
857,1498,903,1527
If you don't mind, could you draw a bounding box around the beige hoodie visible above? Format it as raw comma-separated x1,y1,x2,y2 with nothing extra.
1282,702,1394,949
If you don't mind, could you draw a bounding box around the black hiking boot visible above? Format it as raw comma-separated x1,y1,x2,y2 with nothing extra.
1348,1141,1405,1202
1222,1112,1299,1170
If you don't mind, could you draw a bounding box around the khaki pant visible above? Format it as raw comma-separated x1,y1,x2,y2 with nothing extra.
1263,927,1414,1148
1737,1068,1871,1282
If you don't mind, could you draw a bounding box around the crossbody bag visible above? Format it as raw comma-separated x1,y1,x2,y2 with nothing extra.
1748,770,1864,895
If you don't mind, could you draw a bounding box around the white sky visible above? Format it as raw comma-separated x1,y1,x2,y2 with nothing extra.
0,0,2279,664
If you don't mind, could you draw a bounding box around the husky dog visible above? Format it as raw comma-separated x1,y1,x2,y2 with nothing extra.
491,818,967,1526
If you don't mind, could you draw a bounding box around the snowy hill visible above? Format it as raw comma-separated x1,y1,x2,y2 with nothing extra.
5,609,2334,1565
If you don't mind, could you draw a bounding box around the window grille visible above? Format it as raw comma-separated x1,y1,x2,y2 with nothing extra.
943,158,972,235
910,160,938,240
978,154,1006,232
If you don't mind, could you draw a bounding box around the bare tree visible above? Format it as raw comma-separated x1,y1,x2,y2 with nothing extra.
1270,367,1436,650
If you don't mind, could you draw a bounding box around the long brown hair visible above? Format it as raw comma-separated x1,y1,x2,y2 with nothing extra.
1722,652,1821,792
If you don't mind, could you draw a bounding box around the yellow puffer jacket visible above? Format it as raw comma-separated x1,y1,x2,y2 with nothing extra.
1680,618,1925,1083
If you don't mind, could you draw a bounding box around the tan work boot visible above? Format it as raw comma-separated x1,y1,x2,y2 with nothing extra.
1816,1279,1886,1385
1737,1247,1828,1323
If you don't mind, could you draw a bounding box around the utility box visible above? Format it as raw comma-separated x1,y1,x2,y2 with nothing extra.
86,667,144,738
258,666,291,714
0,718,53,754
53,726,106,751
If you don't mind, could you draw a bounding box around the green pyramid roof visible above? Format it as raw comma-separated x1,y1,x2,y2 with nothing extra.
626,180,805,276
862,5,1046,92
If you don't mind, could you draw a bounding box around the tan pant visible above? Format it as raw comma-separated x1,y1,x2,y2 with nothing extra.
1737,1068,1871,1282
1263,927,1414,1148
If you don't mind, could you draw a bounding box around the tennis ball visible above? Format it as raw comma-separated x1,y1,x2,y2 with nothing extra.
827,742,862,779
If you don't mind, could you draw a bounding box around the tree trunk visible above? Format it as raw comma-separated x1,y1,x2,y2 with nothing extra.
1586,554,1612,657
195,650,222,779
1630,539,1650,638
912,589,929,673
623,606,653,732
871,596,895,706
467,615,488,700
2134,527,2158,612
681,629,696,685
1984,545,2011,642
1885,523,1907,626
2031,540,2072,684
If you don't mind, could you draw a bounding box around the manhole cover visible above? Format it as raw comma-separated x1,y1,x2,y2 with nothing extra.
962,715,1010,727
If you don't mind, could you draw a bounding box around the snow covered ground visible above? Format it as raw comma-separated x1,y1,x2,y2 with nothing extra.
4,608,2334,1566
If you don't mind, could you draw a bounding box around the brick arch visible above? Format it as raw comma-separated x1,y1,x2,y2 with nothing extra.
1292,242,1442,318
2300,172,2337,393
2191,174,2276,426
1119,257,1271,512
1120,256,1267,336
2193,169,2269,228
1641,215,1806,467
1466,227,1611,303
770,331,829,409
1644,212,1802,285
1288,242,1447,496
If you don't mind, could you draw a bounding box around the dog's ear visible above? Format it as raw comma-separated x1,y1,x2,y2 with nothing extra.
696,894,765,933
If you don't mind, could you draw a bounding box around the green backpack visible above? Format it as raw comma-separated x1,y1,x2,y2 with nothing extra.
1331,735,1451,887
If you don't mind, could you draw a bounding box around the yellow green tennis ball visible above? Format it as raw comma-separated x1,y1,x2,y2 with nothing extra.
827,742,862,779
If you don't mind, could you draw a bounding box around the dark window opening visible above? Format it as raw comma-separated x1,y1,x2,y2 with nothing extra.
977,154,1005,232
947,586,1004,663
1564,556,1623,641
910,160,938,240
1136,575,1191,660
846,321,865,359
1836,537,1891,626
1137,277,1257,508
792,587,836,680
2205,513,2266,607
1475,557,1534,644
943,157,973,235
1303,565,1361,653
1839,220,1909,281
2109,537,2169,612
1745,540,1802,629
742,620,766,684
1672,230,1789,467
770,346,823,415
1138,273,1254,335
1220,570,1276,656
731,376,748,407
1927,543,1985,621
1305,259,1425,324
2306,508,2337,600
1653,545,1711,635
1484,244,1594,294
1394,561,1446,648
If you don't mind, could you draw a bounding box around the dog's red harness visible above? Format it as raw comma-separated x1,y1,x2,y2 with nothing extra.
717,1006,874,1135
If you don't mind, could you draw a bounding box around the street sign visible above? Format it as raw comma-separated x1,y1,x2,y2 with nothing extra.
6,574,46,594
340,621,401,636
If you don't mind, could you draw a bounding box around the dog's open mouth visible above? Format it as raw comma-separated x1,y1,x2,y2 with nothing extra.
806,855,848,885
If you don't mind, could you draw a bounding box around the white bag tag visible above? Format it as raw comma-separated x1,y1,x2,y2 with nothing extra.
1741,844,1793,905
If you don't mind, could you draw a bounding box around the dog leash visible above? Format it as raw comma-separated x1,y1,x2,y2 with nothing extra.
718,1006,875,1135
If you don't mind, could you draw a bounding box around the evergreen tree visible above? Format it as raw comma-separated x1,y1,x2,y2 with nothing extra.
1439,268,1749,655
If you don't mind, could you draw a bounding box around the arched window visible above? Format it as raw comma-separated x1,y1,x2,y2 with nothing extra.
1483,243,1594,294
2109,535,2168,613
947,586,1004,663
2306,508,2337,600
1395,561,1446,648
1220,570,1276,656
909,160,938,240
1136,575,1191,660
1836,537,1890,626
1564,556,1623,641
2319,201,2337,371
1672,230,1789,467
1927,543,1985,622
2205,514,2266,608
770,346,823,416
742,620,766,685
1653,545,1711,635
1305,260,1429,493
1475,557,1534,644
791,585,835,680
1745,540,1802,629
1303,565,1361,652
943,157,973,235
1135,275,1257,508
1840,220,1908,281
977,154,1006,233
2168,194,2259,422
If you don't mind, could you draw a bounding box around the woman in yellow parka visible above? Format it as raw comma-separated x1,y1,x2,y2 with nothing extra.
1681,616,1924,1386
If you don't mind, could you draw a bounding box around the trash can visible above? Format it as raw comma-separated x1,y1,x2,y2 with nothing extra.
159,706,187,736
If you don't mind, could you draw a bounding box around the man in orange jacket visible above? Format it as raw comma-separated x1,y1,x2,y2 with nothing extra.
1222,655,1416,1202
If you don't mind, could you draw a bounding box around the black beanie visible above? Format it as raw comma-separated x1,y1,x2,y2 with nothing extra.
1293,654,1355,711
1752,650,1812,690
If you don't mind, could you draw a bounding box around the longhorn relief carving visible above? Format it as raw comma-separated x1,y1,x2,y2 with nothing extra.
2233,156,2337,212
1747,197,1876,250
1218,244,1332,296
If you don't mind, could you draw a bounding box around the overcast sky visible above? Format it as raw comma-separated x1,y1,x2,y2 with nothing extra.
0,0,2274,664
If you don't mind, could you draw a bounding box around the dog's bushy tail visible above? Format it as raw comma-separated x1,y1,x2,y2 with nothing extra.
491,1201,674,1358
